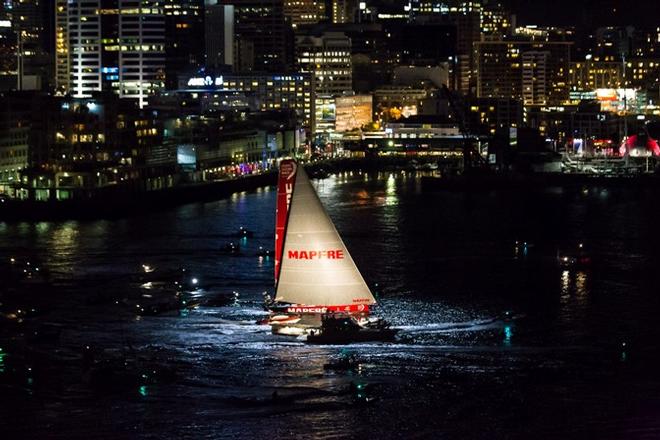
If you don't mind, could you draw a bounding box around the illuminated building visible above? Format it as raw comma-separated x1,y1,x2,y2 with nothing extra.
569,58,623,90
0,8,16,88
384,118,461,139
0,92,29,185
0,91,161,199
454,9,480,93
594,27,632,59
296,31,351,134
55,0,69,93
283,0,326,28
465,97,522,135
374,86,430,122
1,0,50,91
219,0,288,72
331,0,355,24
374,86,428,107
476,40,572,106
522,51,549,106
630,28,660,58
405,2,481,93
626,59,660,90
62,0,166,108
314,95,335,135
163,0,204,89
296,31,352,97
179,72,314,130
481,1,510,37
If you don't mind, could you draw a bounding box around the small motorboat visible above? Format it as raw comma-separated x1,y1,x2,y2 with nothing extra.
222,242,240,254
323,352,360,371
235,227,254,238
256,247,273,258
203,291,239,307
306,314,397,344
557,243,591,269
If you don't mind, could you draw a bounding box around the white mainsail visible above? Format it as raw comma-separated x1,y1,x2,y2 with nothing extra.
275,166,376,307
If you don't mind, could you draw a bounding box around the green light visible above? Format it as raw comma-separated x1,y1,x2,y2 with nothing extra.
504,325,513,346
139,385,148,397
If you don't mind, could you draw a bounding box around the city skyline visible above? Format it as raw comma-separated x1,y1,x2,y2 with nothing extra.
1,0,660,196
2,1,660,439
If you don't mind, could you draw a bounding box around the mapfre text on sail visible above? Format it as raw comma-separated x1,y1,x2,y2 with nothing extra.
287,250,345,260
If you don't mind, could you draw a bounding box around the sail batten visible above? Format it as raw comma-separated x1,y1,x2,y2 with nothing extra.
275,164,376,306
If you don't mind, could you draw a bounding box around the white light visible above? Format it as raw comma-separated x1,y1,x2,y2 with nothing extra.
191,278,198,285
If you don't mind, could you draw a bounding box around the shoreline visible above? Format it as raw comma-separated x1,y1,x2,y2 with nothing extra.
420,171,660,191
2,157,659,221
0,172,278,222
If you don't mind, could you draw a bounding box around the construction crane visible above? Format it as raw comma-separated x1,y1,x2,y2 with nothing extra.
441,84,488,171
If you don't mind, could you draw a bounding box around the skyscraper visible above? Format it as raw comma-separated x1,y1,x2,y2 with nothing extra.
55,0,69,93
59,0,166,107
296,31,352,97
205,2,234,69
283,0,326,29
164,0,204,89
221,0,288,72
1,0,51,90
476,40,572,106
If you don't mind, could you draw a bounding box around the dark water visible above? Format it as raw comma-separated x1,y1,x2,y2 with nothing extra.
2,172,660,439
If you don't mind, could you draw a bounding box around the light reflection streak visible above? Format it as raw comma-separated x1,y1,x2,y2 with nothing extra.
385,173,398,206
559,269,591,314
49,221,80,275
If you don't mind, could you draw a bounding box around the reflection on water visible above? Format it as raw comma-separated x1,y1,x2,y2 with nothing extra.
1,175,660,438
559,269,591,315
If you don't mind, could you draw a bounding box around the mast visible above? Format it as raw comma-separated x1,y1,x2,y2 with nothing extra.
274,159,297,284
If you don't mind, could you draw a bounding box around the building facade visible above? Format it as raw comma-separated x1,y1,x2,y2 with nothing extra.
59,0,166,108
296,31,352,97
476,40,572,106
179,72,314,130
220,0,288,72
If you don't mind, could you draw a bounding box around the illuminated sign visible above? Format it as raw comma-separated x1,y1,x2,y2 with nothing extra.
595,88,641,113
509,127,518,147
595,88,637,102
596,89,617,101
187,76,224,87
0,20,11,28
317,101,336,121
335,95,372,132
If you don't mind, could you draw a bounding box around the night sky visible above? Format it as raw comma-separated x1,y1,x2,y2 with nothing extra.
508,0,658,27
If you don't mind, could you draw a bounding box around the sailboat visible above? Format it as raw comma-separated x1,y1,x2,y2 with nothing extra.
265,159,396,343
